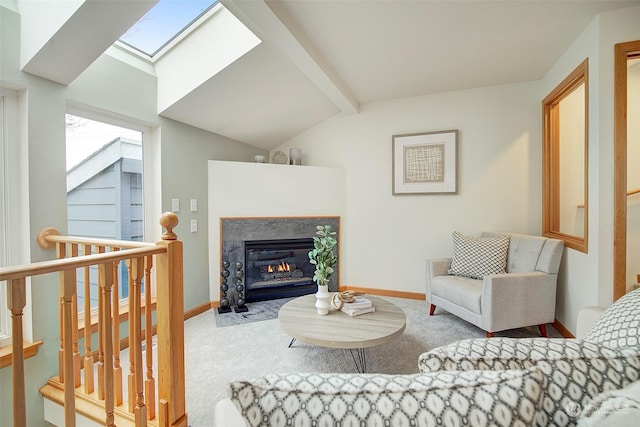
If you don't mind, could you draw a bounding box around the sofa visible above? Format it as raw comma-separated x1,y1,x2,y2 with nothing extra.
215,289,640,427
427,232,564,337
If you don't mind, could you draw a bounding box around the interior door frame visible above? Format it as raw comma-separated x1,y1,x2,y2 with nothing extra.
613,40,640,300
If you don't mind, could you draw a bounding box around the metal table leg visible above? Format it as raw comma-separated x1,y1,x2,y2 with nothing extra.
349,348,367,373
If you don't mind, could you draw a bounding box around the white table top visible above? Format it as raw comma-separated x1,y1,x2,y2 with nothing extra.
278,294,406,349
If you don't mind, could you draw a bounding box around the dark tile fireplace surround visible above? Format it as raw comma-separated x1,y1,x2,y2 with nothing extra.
220,217,339,305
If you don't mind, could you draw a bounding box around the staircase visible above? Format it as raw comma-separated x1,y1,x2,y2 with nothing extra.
1,213,187,427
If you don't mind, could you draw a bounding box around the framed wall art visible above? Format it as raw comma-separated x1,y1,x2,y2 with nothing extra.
392,129,458,195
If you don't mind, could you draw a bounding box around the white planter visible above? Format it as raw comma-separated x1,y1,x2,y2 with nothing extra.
315,284,331,315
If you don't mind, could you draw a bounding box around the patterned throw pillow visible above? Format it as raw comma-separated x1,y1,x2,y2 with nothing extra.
418,338,640,426
228,369,546,427
584,288,640,350
448,231,509,279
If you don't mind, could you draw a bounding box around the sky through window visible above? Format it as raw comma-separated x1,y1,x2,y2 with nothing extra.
119,0,218,57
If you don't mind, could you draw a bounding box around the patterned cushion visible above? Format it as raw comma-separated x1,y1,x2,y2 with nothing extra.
418,338,640,426
577,379,640,426
228,369,546,427
584,288,640,350
448,231,509,279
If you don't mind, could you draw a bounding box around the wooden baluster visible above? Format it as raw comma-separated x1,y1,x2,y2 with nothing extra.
71,244,81,388
112,249,123,406
9,278,27,427
83,244,94,394
99,262,116,427
97,245,106,400
127,259,135,413
57,242,66,384
144,255,156,420
60,268,78,427
156,213,187,427
130,257,148,426
127,258,147,427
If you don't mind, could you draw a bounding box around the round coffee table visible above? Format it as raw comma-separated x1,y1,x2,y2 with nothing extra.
278,294,406,372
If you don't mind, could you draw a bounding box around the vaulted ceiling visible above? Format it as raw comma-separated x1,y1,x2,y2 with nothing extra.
17,0,640,149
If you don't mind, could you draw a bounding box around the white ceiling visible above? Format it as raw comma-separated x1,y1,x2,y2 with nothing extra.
18,0,640,150
164,0,640,149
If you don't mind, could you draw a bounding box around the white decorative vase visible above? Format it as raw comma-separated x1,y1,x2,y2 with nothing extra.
315,284,331,315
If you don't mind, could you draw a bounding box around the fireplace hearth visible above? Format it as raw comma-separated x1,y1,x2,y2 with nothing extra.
244,238,315,302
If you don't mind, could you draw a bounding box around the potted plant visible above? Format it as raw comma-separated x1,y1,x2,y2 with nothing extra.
308,225,337,315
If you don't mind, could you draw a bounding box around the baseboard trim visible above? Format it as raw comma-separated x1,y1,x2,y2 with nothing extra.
338,285,426,301
184,301,214,321
553,318,575,338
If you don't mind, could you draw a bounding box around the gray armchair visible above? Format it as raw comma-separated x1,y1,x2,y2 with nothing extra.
426,232,564,337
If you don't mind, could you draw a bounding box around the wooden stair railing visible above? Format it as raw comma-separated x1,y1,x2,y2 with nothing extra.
0,213,187,427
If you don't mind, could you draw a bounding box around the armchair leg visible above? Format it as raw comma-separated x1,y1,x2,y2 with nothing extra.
539,324,547,337
429,304,436,315
486,332,494,338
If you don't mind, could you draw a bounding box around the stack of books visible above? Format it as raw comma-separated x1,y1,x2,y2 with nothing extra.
340,296,375,317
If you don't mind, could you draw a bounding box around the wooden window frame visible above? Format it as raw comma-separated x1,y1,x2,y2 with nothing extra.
542,59,589,253
613,41,640,300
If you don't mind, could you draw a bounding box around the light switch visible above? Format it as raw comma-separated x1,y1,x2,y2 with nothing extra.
190,198,198,212
172,198,180,212
190,219,197,233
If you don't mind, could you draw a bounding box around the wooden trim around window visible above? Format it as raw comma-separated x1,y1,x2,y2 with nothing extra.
0,340,43,368
542,59,589,253
613,41,640,300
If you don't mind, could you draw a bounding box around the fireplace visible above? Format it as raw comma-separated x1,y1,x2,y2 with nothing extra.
218,216,339,306
244,238,316,302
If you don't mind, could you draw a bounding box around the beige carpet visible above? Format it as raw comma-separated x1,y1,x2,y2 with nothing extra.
182,296,561,427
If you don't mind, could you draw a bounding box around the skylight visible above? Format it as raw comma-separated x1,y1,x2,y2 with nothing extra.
119,0,218,57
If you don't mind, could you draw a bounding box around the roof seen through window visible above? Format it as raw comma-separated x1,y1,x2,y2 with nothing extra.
119,0,218,57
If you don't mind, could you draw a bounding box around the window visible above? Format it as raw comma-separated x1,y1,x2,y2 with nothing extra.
0,94,9,346
542,59,589,253
118,0,218,57
65,113,144,314
1,89,31,347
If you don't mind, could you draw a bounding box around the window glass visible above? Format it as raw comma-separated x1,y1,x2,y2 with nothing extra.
119,0,218,57
0,90,27,345
542,59,589,253
66,114,144,312
0,95,10,346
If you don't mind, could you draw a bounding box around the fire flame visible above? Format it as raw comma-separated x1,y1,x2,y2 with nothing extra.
268,261,290,273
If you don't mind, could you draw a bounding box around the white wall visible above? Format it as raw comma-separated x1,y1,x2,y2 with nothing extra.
0,5,267,424
274,81,543,296
546,4,640,315
1,8,69,426
208,160,346,301
538,14,601,333
155,4,261,112
162,122,264,310
276,5,640,333
594,5,640,306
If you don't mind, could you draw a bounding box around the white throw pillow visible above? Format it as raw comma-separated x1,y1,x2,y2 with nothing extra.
584,288,640,350
448,231,509,279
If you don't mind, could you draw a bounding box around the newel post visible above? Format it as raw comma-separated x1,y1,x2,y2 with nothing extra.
155,213,187,427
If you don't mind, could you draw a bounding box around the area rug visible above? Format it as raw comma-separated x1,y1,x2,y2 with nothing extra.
213,297,295,327
181,296,563,427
